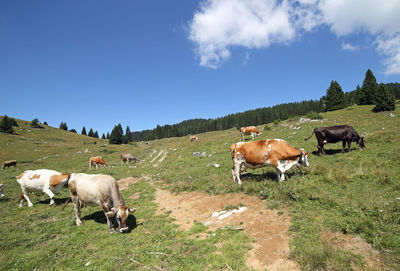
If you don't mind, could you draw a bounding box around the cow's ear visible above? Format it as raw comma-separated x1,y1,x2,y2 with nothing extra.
105,210,115,217
129,207,137,213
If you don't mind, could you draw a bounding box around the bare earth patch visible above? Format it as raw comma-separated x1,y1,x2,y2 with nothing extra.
321,231,389,271
117,177,139,191
154,189,300,271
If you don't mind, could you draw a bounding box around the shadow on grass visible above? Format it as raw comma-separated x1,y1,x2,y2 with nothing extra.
82,211,139,232
241,169,308,182
311,148,358,156
38,197,70,206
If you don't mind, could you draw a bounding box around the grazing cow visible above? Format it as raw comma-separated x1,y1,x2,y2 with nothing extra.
89,156,108,169
67,173,136,233
16,169,69,207
120,153,138,164
304,125,365,156
2,160,17,170
240,126,261,141
0,184,5,199
230,139,309,184
190,136,198,142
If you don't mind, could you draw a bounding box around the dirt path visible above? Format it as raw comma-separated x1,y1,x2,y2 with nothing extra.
150,150,164,163
154,189,300,271
153,150,167,167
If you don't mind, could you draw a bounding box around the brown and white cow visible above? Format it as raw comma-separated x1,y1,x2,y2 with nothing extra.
120,153,138,164
190,136,198,142
230,139,309,184
67,173,136,233
240,126,261,141
16,169,69,207
2,160,17,170
89,156,108,169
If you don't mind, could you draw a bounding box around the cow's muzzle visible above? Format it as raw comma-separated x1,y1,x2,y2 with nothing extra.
119,227,129,233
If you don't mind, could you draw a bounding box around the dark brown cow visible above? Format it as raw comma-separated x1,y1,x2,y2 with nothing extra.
2,160,17,170
304,125,365,156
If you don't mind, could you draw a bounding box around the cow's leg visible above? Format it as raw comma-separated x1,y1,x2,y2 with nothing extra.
89,161,91,169
100,201,116,233
42,187,56,206
276,165,286,182
71,195,83,226
317,143,325,156
232,161,242,185
251,133,255,140
95,163,98,170
342,140,346,153
20,188,33,207
347,141,352,152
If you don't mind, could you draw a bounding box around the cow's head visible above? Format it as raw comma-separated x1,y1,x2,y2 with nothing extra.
106,206,136,233
357,137,365,148
297,149,309,168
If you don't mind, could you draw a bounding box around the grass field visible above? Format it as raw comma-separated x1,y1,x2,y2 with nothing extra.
1,104,399,270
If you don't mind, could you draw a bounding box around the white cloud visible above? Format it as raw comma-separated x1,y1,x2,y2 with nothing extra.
188,0,400,74
341,42,358,52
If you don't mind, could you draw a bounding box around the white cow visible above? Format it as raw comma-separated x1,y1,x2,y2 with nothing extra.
16,169,69,207
67,173,136,233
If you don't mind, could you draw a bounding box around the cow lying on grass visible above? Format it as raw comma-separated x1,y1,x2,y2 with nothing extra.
16,169,69,207
230,139,309,184
66,173,136,233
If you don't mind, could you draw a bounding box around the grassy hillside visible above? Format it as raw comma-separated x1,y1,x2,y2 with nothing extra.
1,104,399,270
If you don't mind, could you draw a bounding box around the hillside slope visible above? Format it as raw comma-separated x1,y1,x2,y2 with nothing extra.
1,105,399,270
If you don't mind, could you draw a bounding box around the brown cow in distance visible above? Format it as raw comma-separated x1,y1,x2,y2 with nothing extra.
89,156,108,169
2,160,17,170
304,125,365,156
190,136,198,142
240,126,260,141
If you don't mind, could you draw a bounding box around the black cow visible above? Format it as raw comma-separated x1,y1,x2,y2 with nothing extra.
305,125,365,155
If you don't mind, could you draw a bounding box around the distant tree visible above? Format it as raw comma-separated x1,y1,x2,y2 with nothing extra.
69,128,77,133
101,133,106,139
325,81,347,111
31,118,43,129
81,126,87,135
124,126,132,143
59,122,68,131
93,131,99,138
358,69,377,105
106,132,110,139
109,124,123,144
373,84,396,112
0,115,14,134
88,128,94,137
43,121,48,126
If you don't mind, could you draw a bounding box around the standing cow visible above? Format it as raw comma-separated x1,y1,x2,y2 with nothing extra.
230,139,309,184
2,160,17,170
16,169,69,207
190,136,198,142
67,173,136,233
304,125,365,156
89,156,108,169
120,153,138,164
240,126,261,141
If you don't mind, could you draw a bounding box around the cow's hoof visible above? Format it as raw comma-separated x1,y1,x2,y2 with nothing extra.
109,229,116,234
76,220,83,226
28,204,33,207
18,204,23,208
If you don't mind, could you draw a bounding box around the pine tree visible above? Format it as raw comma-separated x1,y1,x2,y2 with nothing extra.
106,132,110,139
101,133,106,139
69,128,77,133
43,121,48,126
0,115,14,134
109,125,123,144
81,127,87,135
59,122,68,131
373,84,396,112
93,131,99,138
31,118,43,129
88,128,94,137
125,126,132,143
359,69,377,105
325,81,347,111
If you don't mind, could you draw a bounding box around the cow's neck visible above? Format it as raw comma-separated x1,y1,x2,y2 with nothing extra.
111,187,125,208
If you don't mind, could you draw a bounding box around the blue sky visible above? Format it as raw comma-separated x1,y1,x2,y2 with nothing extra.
1,0,400,136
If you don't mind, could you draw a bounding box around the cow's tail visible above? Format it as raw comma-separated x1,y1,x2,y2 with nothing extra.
61,197,71,211
304,128,316,141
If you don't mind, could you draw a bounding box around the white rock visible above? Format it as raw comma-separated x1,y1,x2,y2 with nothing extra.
218,212,233,220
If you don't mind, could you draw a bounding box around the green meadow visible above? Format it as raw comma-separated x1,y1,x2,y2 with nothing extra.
1,104,399,270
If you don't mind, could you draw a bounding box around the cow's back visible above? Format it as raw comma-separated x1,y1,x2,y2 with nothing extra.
267,139,301,161
17,169,61,189
69,173,118,205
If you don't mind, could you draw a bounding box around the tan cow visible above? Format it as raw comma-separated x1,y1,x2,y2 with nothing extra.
67,173,136,233
2,160,17,170
89,156,108,169
16,169,69,207
230,139,309,184
120,153,138,164
240,126,261,141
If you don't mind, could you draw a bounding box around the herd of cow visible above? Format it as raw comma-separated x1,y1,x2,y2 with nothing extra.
2,124,365,233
